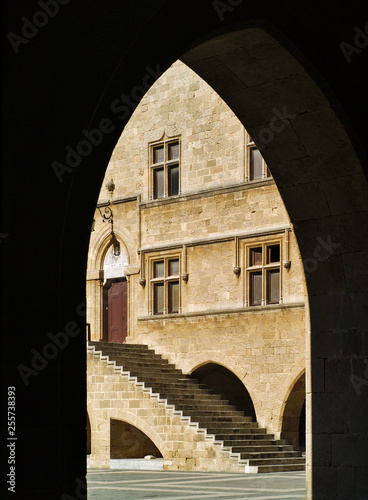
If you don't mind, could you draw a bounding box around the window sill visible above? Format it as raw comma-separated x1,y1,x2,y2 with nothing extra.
137,302,305,321
140,179,274,208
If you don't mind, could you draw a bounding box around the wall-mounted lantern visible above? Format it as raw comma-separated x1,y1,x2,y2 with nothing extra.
95,204,120,257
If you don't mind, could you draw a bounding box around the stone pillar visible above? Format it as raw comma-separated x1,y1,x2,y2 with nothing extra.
89,414,110,469
86,270,104,340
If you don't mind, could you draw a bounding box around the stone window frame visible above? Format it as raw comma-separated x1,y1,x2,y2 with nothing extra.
243,235,283,307
246,134,271,181
148,250,182,315
149,137,181,200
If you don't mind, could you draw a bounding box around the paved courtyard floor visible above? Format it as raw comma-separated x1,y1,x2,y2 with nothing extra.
87,469,306,500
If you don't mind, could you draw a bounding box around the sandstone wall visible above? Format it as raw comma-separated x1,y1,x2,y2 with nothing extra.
87,59,307,439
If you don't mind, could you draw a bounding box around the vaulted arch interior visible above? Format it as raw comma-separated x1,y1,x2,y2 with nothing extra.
191,363,257,420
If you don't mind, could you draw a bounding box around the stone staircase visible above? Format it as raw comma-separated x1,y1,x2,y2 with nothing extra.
88,341,305,473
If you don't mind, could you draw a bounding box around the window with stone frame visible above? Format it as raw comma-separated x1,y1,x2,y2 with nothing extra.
247,136,271,181
246,241,281,306
150,139,180,199
150,255,181,314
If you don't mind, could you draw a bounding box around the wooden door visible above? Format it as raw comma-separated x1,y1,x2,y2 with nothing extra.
105,279,127,343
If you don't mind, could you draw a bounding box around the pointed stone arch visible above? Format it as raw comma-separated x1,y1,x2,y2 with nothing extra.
89,223,137,272
87,224,138,340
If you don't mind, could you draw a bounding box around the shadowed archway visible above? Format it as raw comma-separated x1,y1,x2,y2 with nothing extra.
281,372,306,451
87,413,91,456
191,363,256,421
3,2,368,498
110,419,163,459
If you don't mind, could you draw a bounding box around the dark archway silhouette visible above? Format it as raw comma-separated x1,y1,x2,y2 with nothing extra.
2,2,368,498
192,363,256,420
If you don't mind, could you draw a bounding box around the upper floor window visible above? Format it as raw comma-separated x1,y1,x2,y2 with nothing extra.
246,241,281,306
150,255,180,314
150,139,180,199
247,137,271,181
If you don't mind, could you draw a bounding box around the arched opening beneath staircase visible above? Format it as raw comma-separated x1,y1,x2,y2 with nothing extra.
191,362,256,421
110,419,163,459
87,413,91,456
281,372,306,451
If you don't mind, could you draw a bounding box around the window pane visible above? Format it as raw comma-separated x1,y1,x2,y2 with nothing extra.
267,269,280,304
153,146,164,164
250,148,263,180
154,283,164,314
169,259,179,276
267,245,280,263
250,271,262,305
168,165,179,196
168,142,179,160
153,168,164,199
168,281,179,313
154,261,164,278
250,247,262,266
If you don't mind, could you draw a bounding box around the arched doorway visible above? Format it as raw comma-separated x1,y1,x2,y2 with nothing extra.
191,363,256,420
87,232,131,342
102,242,129,343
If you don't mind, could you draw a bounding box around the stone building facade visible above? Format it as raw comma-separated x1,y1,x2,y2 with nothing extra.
86,60,307,470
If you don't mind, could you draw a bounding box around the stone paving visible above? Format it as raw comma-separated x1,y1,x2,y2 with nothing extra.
87,469,306,499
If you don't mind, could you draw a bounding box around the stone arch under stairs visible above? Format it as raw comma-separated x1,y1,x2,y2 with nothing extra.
87,342,305,473
87,344,248,472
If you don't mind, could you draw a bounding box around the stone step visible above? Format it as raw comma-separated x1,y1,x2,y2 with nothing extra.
238,451,302,459
166,393,224,401
89,341,149,351
106,355,172,365
246,457,306,466
111,359,182,369
255,464,305,473
196,420,260,430
207,426,268,435
91,346,164,356
183,408,244,416
150,383,215,392
223,438,282,447
165,394,228,403
144,381,210,392
128,369,186,379
212,427,269,436
154,392,223,402
170,403,239,412
230,444,295,453
197,415,256,424
135,374,199,383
